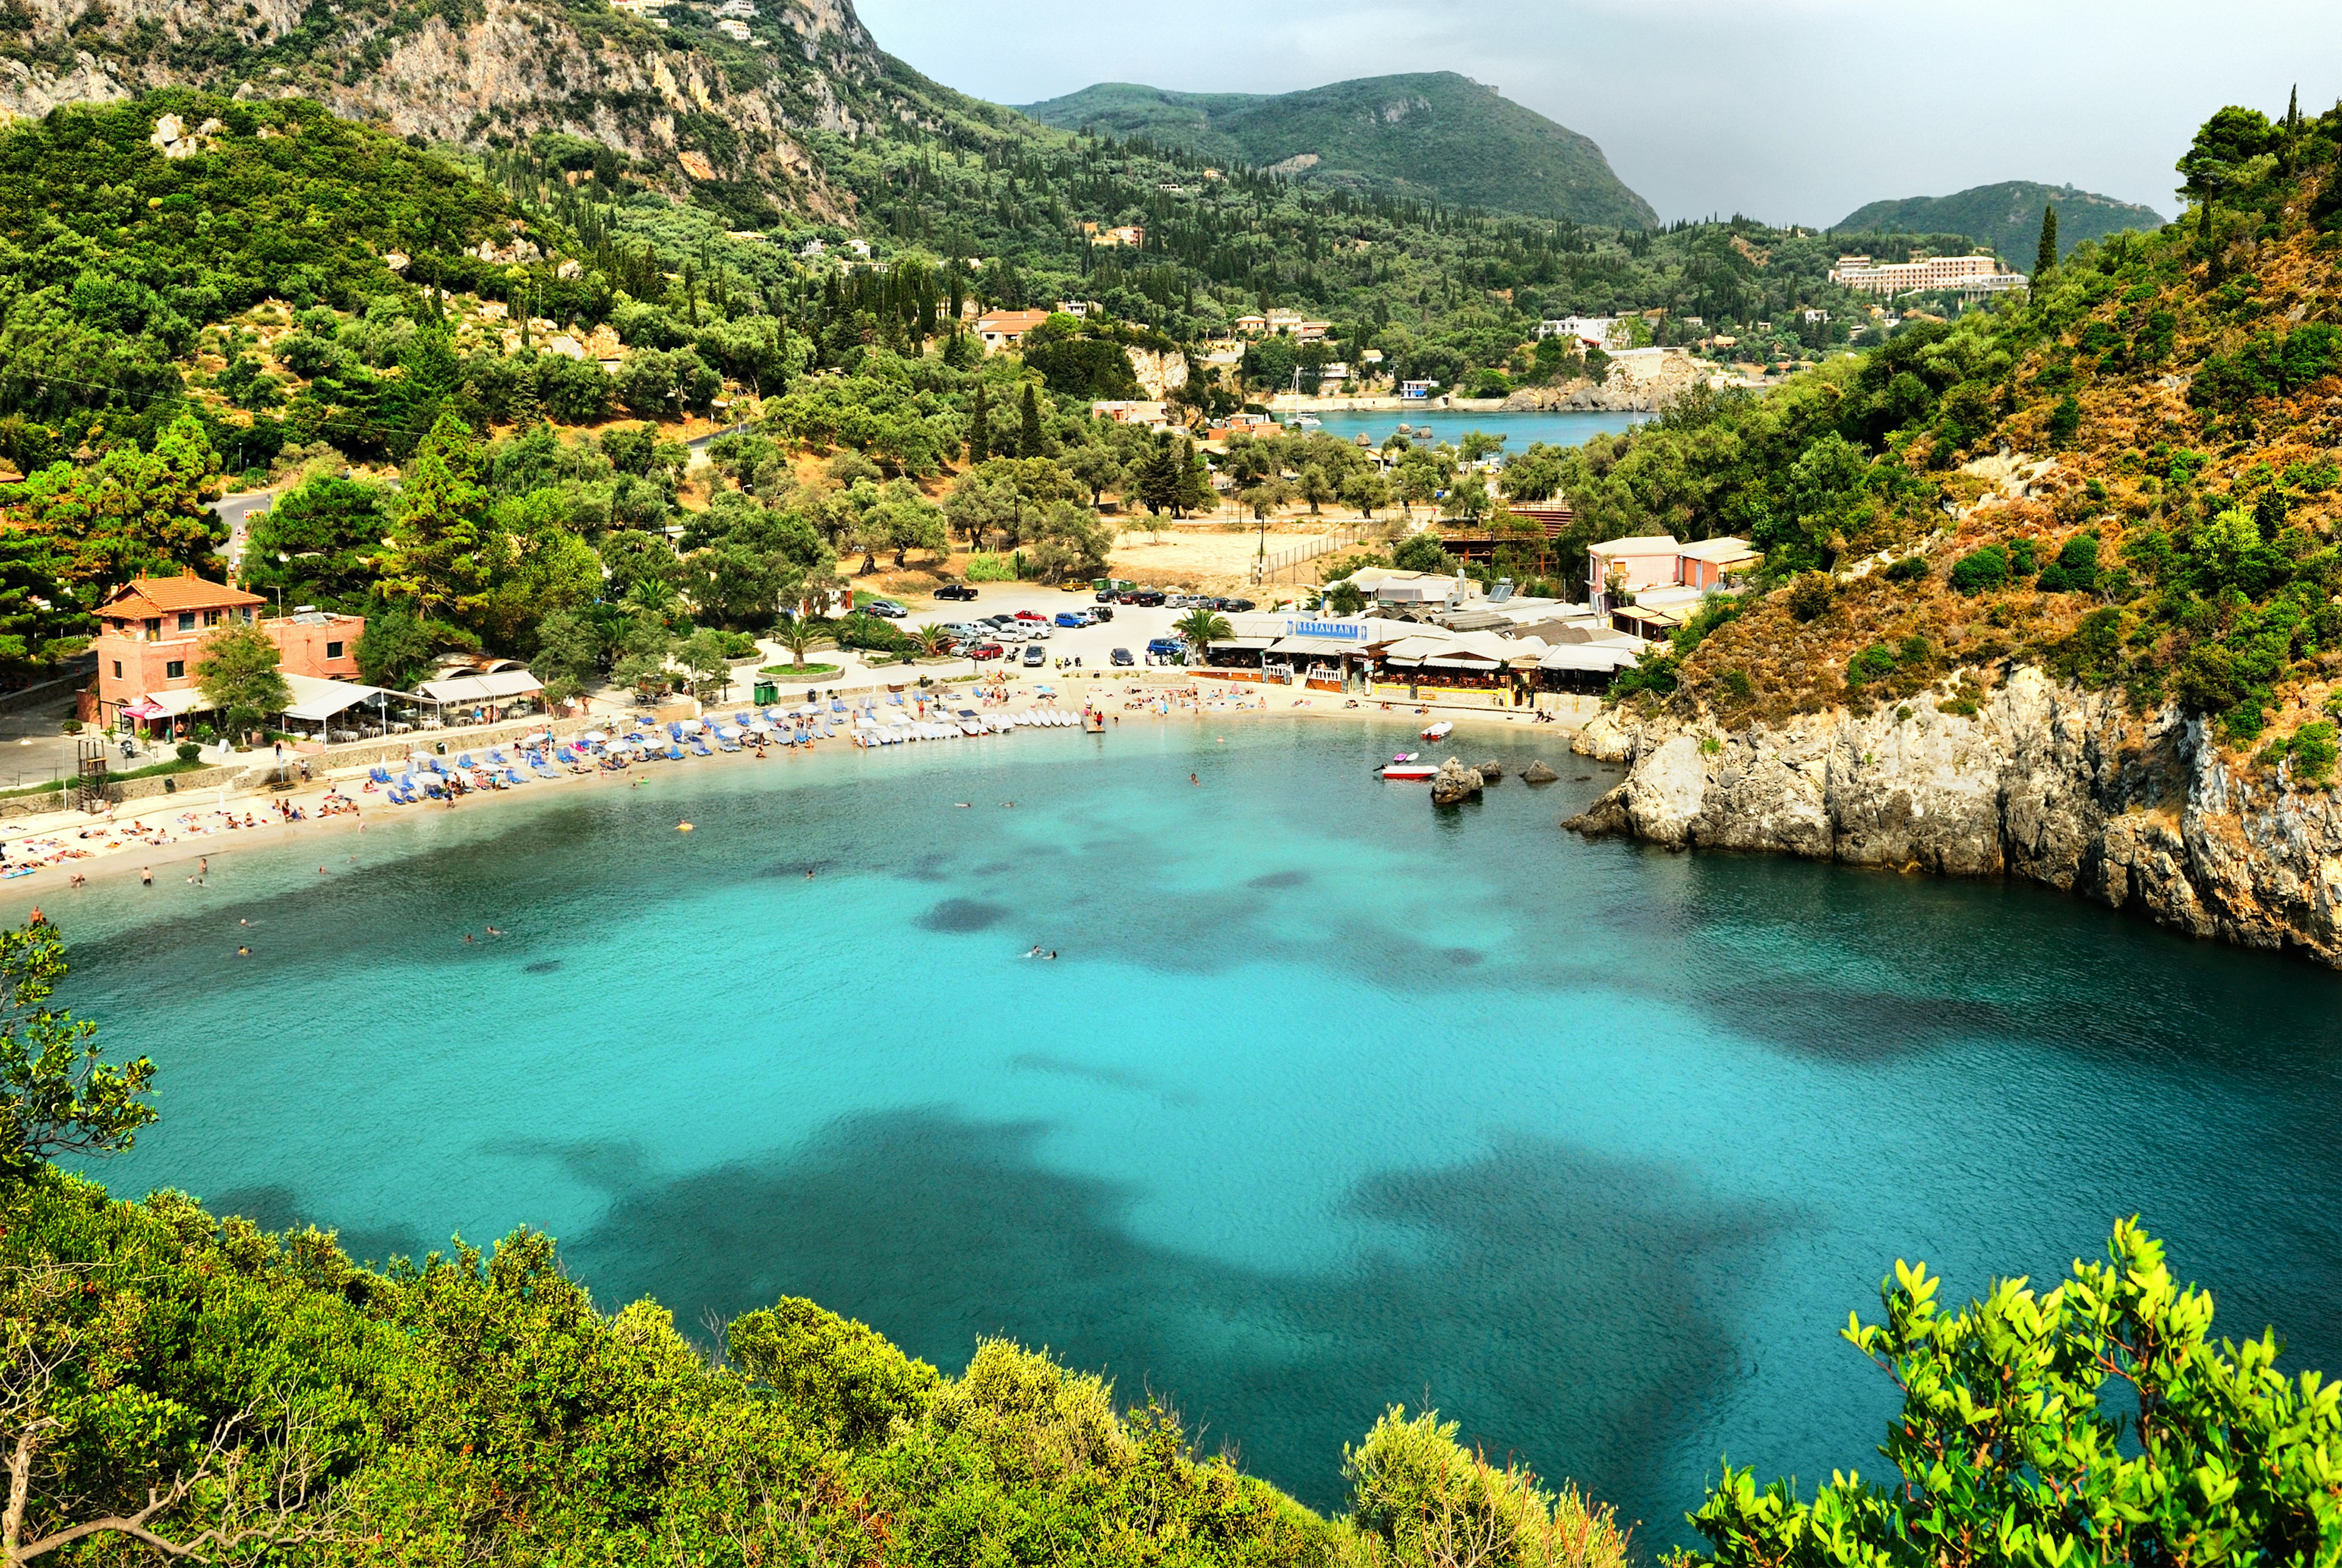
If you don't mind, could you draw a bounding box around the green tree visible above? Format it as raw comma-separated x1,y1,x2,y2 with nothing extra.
1296,464,1336,515
529,606,604,704
1017,382,1045,458
240,476,387,614
378,411,492,621
772,614,835,670
967,380,990,462
1392,532,1456,575
1172,606,1231,649
12,415,226,592
1065,442,1124,507
610,617,677,699
1339,470,1390,518
1684,1220,2342,1568
193,621,292,740
2177,105,2277,207
354,602,437,690
676,626,736,700
2035,202,2059,276
0,920,155,1183
1325,578,1367,615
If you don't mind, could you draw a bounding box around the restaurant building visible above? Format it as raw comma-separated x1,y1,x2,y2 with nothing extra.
87,570,367,734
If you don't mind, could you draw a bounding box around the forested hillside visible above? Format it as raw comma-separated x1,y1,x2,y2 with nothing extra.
1016,74,1658,227
1570,99,2342,776
1836,180,2167,263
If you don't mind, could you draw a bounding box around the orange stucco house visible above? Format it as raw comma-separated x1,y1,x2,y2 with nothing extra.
86,570,365,732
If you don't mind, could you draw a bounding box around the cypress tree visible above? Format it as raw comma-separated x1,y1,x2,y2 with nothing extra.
2035,204,2058,277
1017,383,1043,458
967,382,989,462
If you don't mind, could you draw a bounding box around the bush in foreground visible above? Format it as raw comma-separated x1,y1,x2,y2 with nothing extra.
1679,1218,2342,1568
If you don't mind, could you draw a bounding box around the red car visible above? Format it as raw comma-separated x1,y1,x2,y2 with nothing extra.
1013,610,1047,621
969,642,1006,660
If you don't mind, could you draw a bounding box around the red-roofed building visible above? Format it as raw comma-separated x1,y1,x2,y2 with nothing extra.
973,310,1052,354
88,570,365,733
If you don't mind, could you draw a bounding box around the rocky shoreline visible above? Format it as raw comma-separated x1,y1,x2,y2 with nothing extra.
1564,667,2342,965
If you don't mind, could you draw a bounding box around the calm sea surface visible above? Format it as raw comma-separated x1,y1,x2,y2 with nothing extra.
30,718,2342,1544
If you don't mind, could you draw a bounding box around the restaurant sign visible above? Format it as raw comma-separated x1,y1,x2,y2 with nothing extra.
1283,619,1367,640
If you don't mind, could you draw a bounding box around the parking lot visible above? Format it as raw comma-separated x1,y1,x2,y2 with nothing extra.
887,584,1258,673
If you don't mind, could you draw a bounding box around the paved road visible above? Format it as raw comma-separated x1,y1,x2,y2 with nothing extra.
211,490,271,573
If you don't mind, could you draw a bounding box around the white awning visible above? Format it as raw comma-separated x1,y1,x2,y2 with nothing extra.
1207,637,1277,651
1267,634,1367,655
282,673,389,721
419,670,545,703
1540,644,1644,672
147,687,215,717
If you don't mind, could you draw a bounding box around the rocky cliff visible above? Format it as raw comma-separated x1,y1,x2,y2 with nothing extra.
0,0,979,214
1503,351,1718,415
1566,670,2342,964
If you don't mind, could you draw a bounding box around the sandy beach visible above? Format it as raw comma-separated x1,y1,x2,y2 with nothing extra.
0,676,1586,898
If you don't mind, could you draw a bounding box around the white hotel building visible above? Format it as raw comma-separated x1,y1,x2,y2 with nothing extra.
1827,254,2028,296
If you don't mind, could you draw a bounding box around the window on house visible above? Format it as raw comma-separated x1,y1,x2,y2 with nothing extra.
326,641,343,659
145,619,160,639
239,608,252,623
177,612,196,631
165,660,185,679
112,660,121,678
204,609,221,627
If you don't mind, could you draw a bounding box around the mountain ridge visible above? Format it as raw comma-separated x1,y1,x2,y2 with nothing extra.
1015,73,1658,227
1834,180,2166,262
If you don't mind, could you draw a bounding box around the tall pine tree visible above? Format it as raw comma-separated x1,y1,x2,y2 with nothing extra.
967,382,989,463
2035,204,2059,277
1017,384,1044,458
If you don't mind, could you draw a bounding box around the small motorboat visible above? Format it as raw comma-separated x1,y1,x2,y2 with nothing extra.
1420,720,1453,742
1380,755,1437,781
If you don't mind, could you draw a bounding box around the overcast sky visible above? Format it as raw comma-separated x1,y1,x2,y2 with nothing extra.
853,0,2339,226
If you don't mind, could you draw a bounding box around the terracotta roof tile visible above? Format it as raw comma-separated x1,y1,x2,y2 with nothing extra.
98,573,265,618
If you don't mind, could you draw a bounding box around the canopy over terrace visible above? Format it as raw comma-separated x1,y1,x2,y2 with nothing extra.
282,673,389,722
417,668,546,725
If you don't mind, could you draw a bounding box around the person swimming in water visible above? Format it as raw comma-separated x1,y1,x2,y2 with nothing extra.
485,926,504,937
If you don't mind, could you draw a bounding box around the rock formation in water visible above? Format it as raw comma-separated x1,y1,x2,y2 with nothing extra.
1566,667,2342,964
1430,757,1484,806
1522,760,1558,784
1476,759,1505,782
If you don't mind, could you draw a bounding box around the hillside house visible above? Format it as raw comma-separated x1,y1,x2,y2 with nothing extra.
88,571,366,732
974,310,1051,353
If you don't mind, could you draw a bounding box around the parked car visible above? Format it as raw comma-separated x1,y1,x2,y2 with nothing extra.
1026,623,1051,639
1021,645,1047,667
863,600,906,618
1223,598,1257,612
1131,590,1167,607
969,642,1006,660
1089,604,1114,623
1146,636,1186,657
935,584,978,601
1014,610,1047,622
1053,610,1090,628
1110,647,1135,666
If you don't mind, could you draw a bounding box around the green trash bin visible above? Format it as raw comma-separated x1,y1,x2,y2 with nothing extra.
753,681,777,705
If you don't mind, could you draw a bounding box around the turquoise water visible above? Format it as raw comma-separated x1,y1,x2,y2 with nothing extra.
1310,409,1641,448
26,719,2342,1545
